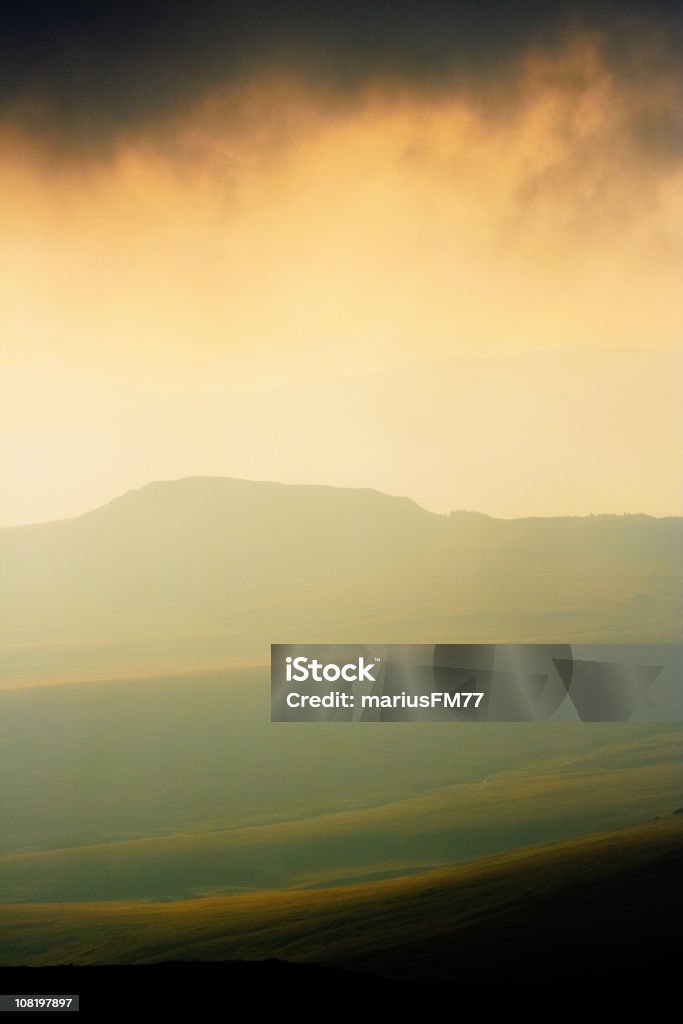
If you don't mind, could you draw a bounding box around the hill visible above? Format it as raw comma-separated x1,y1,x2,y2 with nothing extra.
1,720,679,899
0,477,680,909
1,817,680,986
1,477,681,684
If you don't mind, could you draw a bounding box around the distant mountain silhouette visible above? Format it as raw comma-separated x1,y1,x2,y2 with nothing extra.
1,477,680,683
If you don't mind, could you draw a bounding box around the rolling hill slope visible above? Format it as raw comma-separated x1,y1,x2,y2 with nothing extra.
0,478,680,912
1,725,679,902
1,817,680,981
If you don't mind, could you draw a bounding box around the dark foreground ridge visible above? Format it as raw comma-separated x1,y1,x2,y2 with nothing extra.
0,929,678,1017
2,823,681,1012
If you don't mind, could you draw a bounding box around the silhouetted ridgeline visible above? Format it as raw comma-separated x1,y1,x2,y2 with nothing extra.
1,477,680,683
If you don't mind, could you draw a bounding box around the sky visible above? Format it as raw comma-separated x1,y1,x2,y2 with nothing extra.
1,1,681,525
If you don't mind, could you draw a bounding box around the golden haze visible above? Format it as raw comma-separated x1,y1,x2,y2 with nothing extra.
1,36,681,524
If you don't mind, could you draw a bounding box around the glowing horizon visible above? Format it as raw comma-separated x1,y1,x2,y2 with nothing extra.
1,29,681,525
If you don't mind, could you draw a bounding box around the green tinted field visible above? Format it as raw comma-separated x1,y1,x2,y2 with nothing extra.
1,817,680,972
0,714,679,901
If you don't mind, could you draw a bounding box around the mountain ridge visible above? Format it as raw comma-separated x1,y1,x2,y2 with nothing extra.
1,476,680,684
3,475,682,534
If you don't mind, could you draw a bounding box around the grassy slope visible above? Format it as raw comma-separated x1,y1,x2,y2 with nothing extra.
1,817,681,976
0,480,680,973
2,662,679,866
0,729,680,901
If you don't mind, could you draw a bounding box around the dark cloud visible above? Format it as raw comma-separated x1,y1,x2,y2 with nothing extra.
2,1,681,146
